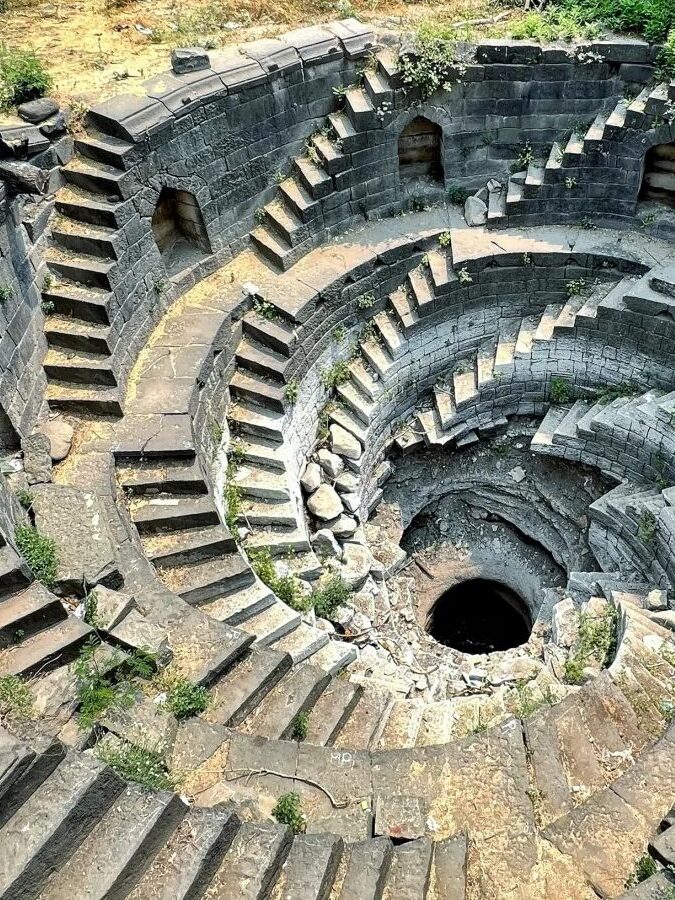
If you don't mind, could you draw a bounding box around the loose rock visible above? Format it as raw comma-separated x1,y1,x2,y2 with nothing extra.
317,448,344,479
464,195,488,227
300,461,322,494
171,47,211,74
38,418,74,462
307,483,343,521
330,424,362,460
18,98,59,124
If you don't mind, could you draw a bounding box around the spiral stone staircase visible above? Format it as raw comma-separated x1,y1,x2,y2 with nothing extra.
3,17,675,900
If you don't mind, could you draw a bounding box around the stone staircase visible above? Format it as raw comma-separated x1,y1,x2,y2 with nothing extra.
41,130,135,416
488,80,675,228
250,49,399,270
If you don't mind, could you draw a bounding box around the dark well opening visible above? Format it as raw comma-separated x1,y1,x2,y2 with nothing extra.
640,142,675,208
398,117,443,182
151,187,211,275
426,578,532,654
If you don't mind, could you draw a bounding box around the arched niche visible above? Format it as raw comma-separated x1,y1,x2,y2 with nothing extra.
398,116,444,183
151,187,212,276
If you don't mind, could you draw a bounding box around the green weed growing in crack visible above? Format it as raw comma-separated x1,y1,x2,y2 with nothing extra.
96,739,175,790
74,638,155,728
285,377,299,406
15,524,57,588
0,674,33,722
321,360,350,390
549,377,574,405
624,854,657,888
513,680,555,718
566,279,586,296
357,292,375,310
272,792,306,833
638,510,658,545
290,711,310,741
16,489,33,510
157,673,209,720
563,606,618,685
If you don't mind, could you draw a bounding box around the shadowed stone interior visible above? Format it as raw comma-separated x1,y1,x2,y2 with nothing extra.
427,577,533,653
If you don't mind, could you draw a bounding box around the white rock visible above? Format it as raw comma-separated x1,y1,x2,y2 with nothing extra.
331,514,358,539
329,424,362,461
317,448,344,479
300,461,322,494
38,418,74,462
311,528,343,559
334,471,359,494
646,589,668,612
487,178,501,192
340,541,375,589
464,195,487,227
333,604,355,627
341,492,360,514
307,484,343,521
509,466,526,484
552,598,579,648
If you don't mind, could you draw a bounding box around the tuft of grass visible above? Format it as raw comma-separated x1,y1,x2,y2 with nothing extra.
160,675,209,720
550,377,574,405
74,638,155,728
0,674,33,721
321,361,350,391
510,7,601,41
15,524,58,588
514,681,555,718
96,739,175,790
624,853,658,888
0,46,52,108
249,548,306,610
312,576,351,620
563,605,617,685
0,283,12,303
290,711,309,741
595,382,638,403
638,509,657,545
16,489,33,510
272,791,306,833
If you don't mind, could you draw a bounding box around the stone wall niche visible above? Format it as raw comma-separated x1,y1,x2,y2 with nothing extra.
398,116,444,184
151,187,212,276
640,142,675,207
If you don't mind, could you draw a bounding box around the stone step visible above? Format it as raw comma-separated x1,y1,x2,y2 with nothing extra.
0,616,93,677
624,86,651,128
650,263,675,299
0,729,36,805
308,639,357,675
360,338,394,378
50,217,118,260
304,679,363,745
344,86,377,130
235,435,287,472
273,832,343,900
0,583,66,648
243,528,311,557
544,141,564,178
476,345,496,386
294,156,333,200
390,285,418,330
583,110,611,151
381,837,433,900
202,821,291,900
0,545,31,599
126,805,240,900
327,111,359,153
44,316,112,355
239,600,302,647
228,401,285,443
333,685,394,750
338,836,392,899
251,226,294,271
39,785,187,899
433,383,455,429
0,751,123,899
348,358,382,401
427,248,454,293
233,464,290,501
453,368,478,408
273,620,330,664
205,646,291,727
374,312,405,359
0,732,67,830
336,381,373,425
562,131,584,166
62,157,126,197
44,347,116,386
407,267,434,314
55,186,120,229
515,314,538,356
552,399,590,445
263,200,308,248
230,370,286,413
377,699,424,750
45,251,114,291
279,177,320,224
531,404,570,450
238,498,298,527
159,551,255,606
42,280,110,324
416,407,448,447
130,495,219,533
199,577,276,626
554,295,584,331
363,67,392,105
487,185,506,221
433,833,468,899
141,523,236,568
74,131,134,168
494,330,516,373
242,661,331,740
46,380,122,416
243,311,296,358
603,98,629,139
117,458,206,496
310,133,348,175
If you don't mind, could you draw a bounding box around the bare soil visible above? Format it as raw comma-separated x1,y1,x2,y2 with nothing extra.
0,0,521,106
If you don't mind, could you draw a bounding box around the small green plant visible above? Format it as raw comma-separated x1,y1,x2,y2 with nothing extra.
0,674,33,721
0,47,52,108
273,170,285,184
209,417,224,446
563,606,617,685
40,299,55,316
398,32,469,99
285,377,299,405
624,854,657,888
517,141,535,169
16,488,33,510
152,275,168,297
514,681,555,718
448,187,469,205
15,524,57,587
595,382,638,402
550,377,573,405
321,360,350,390
438,231,452,248
272,791,306,833
357,292,375,310
457,267,473,285
638,509,657,545
661,700,675,722
42,273,53,291
565,176,577,190
83,590,101,628
332,324,347,344
566,279,586,296
522,253,532,266
74,639,155,727
252,297,277,320
249,548,305,610
412,197,427,213
0,283,11,303
161,675,209,720
96,739,175,790
291,711,310,741
253,208,266,225
224,477,242,538
312,576,351,619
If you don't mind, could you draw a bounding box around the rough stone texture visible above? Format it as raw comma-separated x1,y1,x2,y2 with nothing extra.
300,462,322,493
464,195,487,227
330,424,361,460
307,484,343,521
17,99,59,124
38,419,74,462
171,47,211,74
22,432,51,485
311,528,342,559
110,609,172,663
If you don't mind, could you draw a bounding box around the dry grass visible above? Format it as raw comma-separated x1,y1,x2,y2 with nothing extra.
0,0,519,107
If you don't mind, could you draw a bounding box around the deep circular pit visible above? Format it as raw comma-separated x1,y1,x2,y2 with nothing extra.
427,578,533,654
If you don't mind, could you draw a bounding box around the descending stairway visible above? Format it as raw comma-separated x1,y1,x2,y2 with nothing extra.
488,81,675,227
251,49,398,270
41,130,135,416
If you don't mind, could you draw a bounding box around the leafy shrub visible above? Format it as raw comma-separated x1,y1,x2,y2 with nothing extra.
290,711,309,741
563,606,617,684
272,792,306,833
321,361,350,390
312,576,351,619
249,548,306,610
398,28,470,99
557,0,674,42
0,674,32,720
510,8,600,41
0,47,51,108
550,377,573,405
74,638,155,727
96,739,174,790
15,524,58,587
162,676,209,719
